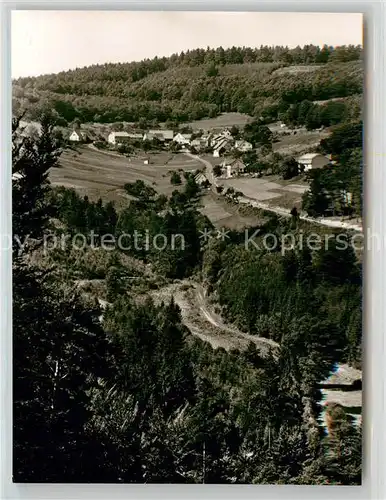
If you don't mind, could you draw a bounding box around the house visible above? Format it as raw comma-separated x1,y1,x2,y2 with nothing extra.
190,138,202,149
108,131,130,145
297,153,330,172
143,132,158,142
69,129,89,142
190,138,209,152
158,130,174,142
127,133,143,141
211,133,222,144
212,132,232,147
234,140,253,152
201,133,213,147
213,138,231,157
211,138,222,150
145,130,174,142
221,158,246,178
212,130,235,153
194,172,209,186
219,128,233,140
173,133,192,146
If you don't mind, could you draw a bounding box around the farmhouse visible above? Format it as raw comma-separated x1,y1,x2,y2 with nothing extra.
173,133,192,146
219,128,233,140
108,131,130,145
127,133,143,140
201,133,213,147
221,158,246,178
190,138,202,150
234,140,253,152
69,129,89,143
213,138,232,157
297,153,330,172
212,129,233,144
145,130,174,142
143,132,160,142
194,172,209,186
211,133,222,144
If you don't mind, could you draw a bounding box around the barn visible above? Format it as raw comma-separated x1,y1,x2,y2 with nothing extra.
297,153,329,172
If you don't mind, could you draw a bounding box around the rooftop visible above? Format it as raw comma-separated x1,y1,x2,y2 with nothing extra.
297,153,325,161
111,131,130,137
149,129,174,139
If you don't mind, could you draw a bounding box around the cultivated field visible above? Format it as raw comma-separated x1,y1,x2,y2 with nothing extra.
199,192,264,230
273,129,330,155
50,146,203,204
188,112,253,131
222,177,308,203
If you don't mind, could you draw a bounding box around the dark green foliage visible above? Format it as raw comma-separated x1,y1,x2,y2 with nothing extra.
12,113,61,245
13,115,361,484
213,165,222,177
13,265,113,482
51,175,207,279
206,63,219,77
243,121,273,148
302,169,332,217
13,45,362,125
312,240,360,285
204,224,361,368
302,122,362,217
124,179,157,201
282,99,355,130
170,171,182,185
230,125,240,138
319,121,363,157
184,173,200,199
324,405,362,484
13,119,114,482
279,156,299,180
51,187,118,235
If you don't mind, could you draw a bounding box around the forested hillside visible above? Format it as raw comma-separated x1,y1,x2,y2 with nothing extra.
13,44,363,125
13,114,362,484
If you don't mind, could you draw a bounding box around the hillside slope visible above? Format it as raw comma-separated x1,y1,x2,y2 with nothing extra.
13,45,363,125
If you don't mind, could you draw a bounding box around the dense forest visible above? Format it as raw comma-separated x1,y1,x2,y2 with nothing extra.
12,44,363,125
13,114,362,484
303,121,363,217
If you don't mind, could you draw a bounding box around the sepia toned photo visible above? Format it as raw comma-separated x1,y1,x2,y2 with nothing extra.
12,11,363,484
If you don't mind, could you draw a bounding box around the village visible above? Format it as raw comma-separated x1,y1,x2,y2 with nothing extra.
18,115,359,230
8,8,366,489
67,122,331,182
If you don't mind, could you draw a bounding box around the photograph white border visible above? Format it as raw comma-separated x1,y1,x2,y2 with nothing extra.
1,1,385,499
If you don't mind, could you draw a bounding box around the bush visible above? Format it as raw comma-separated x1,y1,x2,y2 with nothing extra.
280,157,299,180
213,165,222,177
170,171,182,185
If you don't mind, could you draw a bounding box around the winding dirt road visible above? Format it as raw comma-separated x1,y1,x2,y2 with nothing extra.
151,280,278,356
